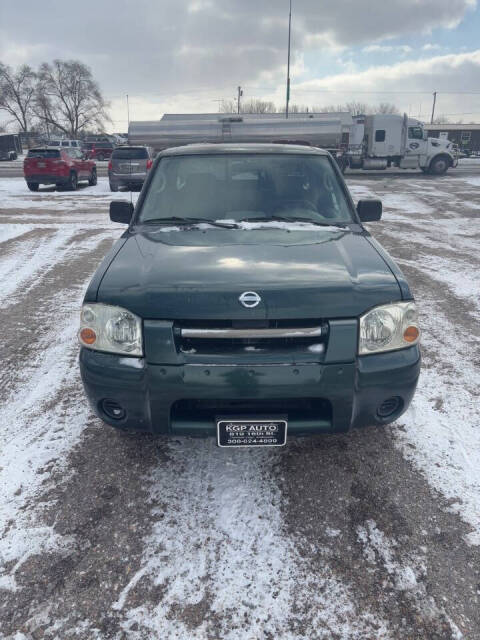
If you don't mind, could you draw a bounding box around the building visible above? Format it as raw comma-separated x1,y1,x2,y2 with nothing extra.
425,123,480,154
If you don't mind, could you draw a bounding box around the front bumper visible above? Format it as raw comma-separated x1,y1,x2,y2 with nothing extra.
79,345,420,436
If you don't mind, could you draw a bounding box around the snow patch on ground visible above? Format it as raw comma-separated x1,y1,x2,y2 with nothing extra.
0,226,113,308
397,254,480,313
392,271,480,545
347,176,480,546
0,224,34,244
117,440,392,639
0,235,111,590
380,193,433,215
356,520,463,638
0,177,138,211
458,176,480,187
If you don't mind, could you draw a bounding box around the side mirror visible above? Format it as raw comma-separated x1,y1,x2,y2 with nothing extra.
357,199,382,222
110,200,134,224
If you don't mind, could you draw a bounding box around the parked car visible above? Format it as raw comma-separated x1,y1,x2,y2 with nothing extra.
84,141,114,161
79,143,420,445
46,139,84,150
23,147,97,191
108,146,153,191
0,133,22,160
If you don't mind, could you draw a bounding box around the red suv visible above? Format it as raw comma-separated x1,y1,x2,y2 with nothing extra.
24,147,97,191
84,141,114,161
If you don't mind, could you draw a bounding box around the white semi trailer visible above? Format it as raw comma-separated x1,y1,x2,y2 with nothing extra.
128,112,456,175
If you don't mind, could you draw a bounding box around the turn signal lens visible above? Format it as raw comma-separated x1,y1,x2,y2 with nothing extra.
80,327,97,345
403,325,420,343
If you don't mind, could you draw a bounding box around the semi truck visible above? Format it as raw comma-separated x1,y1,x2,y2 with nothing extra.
0,133,21,161
128,112,457,175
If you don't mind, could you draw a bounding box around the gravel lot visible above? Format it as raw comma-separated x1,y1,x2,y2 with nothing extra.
0,166,479,639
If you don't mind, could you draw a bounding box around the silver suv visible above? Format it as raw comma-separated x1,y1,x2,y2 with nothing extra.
108,146,153,191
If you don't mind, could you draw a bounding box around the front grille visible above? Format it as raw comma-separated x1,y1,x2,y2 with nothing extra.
174,319,329,356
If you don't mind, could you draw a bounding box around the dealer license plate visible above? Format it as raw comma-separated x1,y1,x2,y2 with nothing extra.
217,417,287,447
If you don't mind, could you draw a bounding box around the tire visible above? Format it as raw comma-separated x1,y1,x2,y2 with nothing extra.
88,168,97,186
66,171,78,191
97,153,105,162
10,152,17,161
429,155,449,176
109,180,118,192
27,182,39,192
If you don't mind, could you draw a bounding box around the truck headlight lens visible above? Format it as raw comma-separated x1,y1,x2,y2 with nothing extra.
78,303,143,356
359,302,419,355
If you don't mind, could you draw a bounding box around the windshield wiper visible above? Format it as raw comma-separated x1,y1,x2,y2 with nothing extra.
239,215,347,227
142,216,239,229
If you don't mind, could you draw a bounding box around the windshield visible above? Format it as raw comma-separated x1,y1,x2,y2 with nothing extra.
137,154,353,225
113,147,148,160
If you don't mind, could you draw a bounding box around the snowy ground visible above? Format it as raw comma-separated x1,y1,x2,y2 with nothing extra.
0,174,479,639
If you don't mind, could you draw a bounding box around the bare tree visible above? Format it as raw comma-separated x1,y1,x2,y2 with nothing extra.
218,99,237,113
377,102,400,115
343,101,372,115
432,115,450,124
0,63,37,131
288,104,313,113
241,99,277,114
35,60,109,136
219,98,277,114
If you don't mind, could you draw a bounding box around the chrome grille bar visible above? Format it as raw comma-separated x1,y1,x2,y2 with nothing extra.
180,326,324,340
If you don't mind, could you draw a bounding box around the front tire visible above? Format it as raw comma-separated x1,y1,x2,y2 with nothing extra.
66,171,78,191
429,156,450,175
27,182,39,192
88,168,97,186
97,153,105,162
109,180,119,192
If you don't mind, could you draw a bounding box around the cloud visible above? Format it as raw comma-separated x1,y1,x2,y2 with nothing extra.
422,43,442,51
362,45,413,54
0,0,476,126
0,0,475,92
287,50,480,120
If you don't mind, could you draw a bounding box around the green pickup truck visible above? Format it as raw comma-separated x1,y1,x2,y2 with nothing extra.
79,143,420,447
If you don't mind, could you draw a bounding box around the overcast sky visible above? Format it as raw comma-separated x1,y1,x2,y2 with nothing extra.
1,0,480,131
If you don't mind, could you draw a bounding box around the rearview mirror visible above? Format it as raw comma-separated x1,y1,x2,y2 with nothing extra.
356,199,382,222
110,200,134,224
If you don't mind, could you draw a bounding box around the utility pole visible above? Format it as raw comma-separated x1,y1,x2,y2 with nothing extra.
430,91,437,124
285,0,292,118
237,86,243,114
126,94,130,129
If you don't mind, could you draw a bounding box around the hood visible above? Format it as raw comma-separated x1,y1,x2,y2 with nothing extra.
97,226,401,320
428,137,452,152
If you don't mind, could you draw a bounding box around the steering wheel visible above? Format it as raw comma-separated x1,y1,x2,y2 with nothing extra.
276,199,317,212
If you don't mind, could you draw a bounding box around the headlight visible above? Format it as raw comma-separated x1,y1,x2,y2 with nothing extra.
359,301,420,355
78,303,143,356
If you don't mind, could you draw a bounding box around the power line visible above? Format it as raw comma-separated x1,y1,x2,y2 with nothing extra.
283,88,480,95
